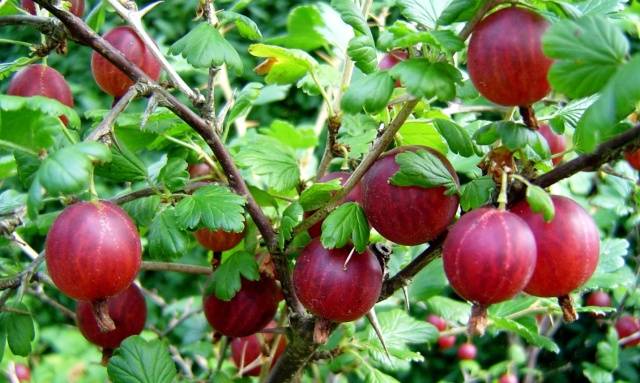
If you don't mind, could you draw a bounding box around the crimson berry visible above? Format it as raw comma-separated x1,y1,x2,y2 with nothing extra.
511,196,599,298
379,50,408,87
586,291,611,308
306,171,362,238
195,227,245,252
46,201,141,331
499,373,519,383
538,124,566,165
22,0,84,17
293,239,382,322
362,146,459,246
437,335,456,350
188,163,213,179
203,275,280,337
230,321,287,376
427,314,447,332
91,26,161,97
14,363,30,382
624,149,640,170
467,6,552,106
615,316,640,347
457,343,477,360
76,284,146,350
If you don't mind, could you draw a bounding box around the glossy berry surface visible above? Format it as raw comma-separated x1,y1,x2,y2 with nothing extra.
91,26,161,97
443,208,536,305
362,146,459,246
76,284,147,350
586,291,611,308
511,195,599,297
8,64,73,108
624,149,640,170
427,314,447,332
230,321,287,376
14,363,30,382
22,0,84,17
457,343,477,360
437,335,456,350
293,239,383,322
538,124,566,165
46,201,141,301
203,275,280,337
499,373,519,383
467,7,552,106
195,227,245,252
615,316,640,347
307,171,362,238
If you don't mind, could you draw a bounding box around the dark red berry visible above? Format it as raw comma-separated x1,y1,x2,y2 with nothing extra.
306,171,362,238
586,291,611,308
437,335,456,350
188,163,213,179
511,195,599,298
443,208,537,305
467,7,552,106
457,343,477,360
91,26,161,97
427,314,447,332
230,321,287,376
22,0,84,17
499,373,519,383
293,239,382,322
203,275,280,337
195,227,245,252
379,50,408,87
362,146,459,245
615,316,640,347
624,149,640,170
538,124,566,165
14,363,30,382
76,284,146,350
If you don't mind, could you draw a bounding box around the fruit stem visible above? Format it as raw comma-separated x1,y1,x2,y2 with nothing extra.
497,170,508,211
558,295,578,322
468,304,488,336
91,299,116,332
101,348,114,366
313,318,333,344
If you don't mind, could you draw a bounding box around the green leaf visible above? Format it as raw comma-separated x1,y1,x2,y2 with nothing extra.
339,114,378,158
74,142,112,162
148,207,190,260
0,94,80,130
330,0,372,39
107,336,177,383
367,309,438,345
122,196,162,227
13,151,40,188
38,145,99,195
159,157,189,192
300,179,342,211
596,328,619,371
0,189,27,215
473,123,499,145
397,121,448,154
439,0,487,25
219,11,262,41
460,176,495,211
526,185,555,222
2,303,34,356
491,317,560,353
425,296,471,324
235,136,300,192
596,238,628,274
27,175,43,219
225,82,263,129
433,119,478,157
390,59,461,101
321,202,370,252
248,44,317,84
495,122,549,159
397,0,448,29
94,141,148,182
174,185,246,231
0,325,5,362
390,150,459,195
542,16,628,98
575,54,640,153
341,72,394,114
168,23,243,74
582,362,614,383
212,251,260,300
261,120,317,149
278,202,303,250
347,35,377,74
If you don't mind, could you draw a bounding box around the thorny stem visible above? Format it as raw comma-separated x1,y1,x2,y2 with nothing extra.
85,85,139,141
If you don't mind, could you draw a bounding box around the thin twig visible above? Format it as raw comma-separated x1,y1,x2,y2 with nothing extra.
140,261,212,275
85,85,139,141
28,285,76,321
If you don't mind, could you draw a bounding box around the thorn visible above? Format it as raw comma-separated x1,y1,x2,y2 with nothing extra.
343,247,356,271
366,309,391,363
138,1,163,18
141,94,158,129
402,286,410,311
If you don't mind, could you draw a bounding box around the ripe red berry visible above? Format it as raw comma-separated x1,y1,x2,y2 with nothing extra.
203,275,280,337
76,284,147,350
467,7,552,106
443,208,537,305
46,201,141,331
188,163,213,179
499,373,519,383
195,227,245,252
293,239,382,322
538,124,566,165
91,26,161,97
457,343,477,360
624,149,640,170
379,50,408,87
22,0,84,17
306,171,362,238
511,196,599,298
362,146,459,245
586,291,611,308
615,316,640,347
14,363,30,382
437,335,456,350
427,314,447,332
8,64,74,124
230,321,287,376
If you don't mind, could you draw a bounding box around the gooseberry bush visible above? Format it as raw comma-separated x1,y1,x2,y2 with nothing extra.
0,0,640,382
